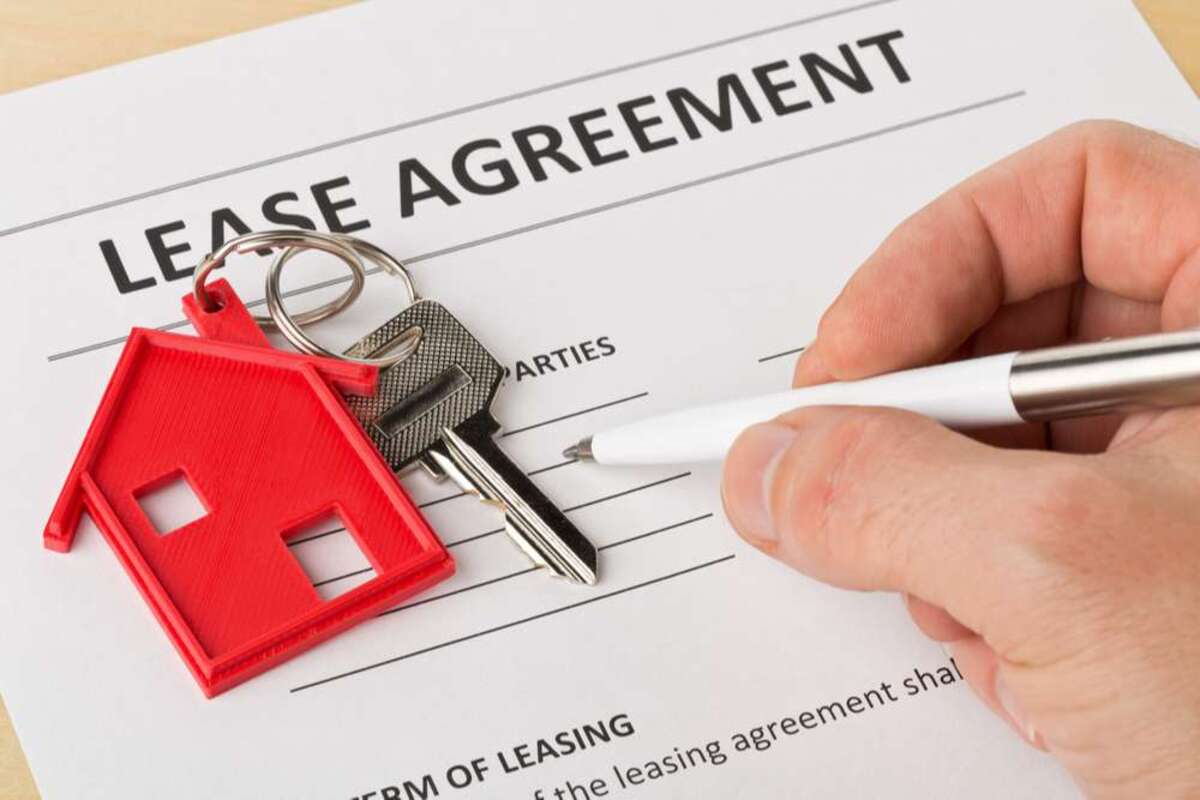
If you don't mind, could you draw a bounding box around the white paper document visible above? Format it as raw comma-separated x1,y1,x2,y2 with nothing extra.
1,1,1196,797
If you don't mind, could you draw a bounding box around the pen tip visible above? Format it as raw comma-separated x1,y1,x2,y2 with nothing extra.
563,437,594,462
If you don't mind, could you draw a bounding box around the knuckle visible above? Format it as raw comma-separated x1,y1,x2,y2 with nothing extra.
770,414,859,540
995,461,1169,667
980,461,1126,656
1028,461,1100,527
1025,462,1103,535
769,411,910,571
1057,118,1139,150
1020,459,1128,570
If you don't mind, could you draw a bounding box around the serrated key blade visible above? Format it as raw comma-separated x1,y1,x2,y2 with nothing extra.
440,426,597,585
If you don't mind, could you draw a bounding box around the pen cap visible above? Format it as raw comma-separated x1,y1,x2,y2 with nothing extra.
1010,329,1200,420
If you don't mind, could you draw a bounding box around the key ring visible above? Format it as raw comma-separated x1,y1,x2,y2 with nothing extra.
193,229,367,329
265,233,422,367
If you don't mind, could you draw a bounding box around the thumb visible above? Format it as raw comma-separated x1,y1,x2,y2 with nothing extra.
721,405,1058,633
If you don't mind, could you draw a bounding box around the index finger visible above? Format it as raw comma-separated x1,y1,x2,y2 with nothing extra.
795,121,1200,385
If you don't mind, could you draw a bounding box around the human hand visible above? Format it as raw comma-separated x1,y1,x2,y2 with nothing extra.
722,121,1200,797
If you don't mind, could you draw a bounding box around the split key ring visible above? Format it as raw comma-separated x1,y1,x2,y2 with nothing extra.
193,229,422,368
192,229,368,329
265,233,422,367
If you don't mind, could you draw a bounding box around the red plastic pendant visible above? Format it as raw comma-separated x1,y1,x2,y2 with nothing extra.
45,280,454,697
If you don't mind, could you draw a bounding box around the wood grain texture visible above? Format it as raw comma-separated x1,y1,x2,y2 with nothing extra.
1135,0,1200,90
0,0,354,94
0,697,36,800
0,2,1196,798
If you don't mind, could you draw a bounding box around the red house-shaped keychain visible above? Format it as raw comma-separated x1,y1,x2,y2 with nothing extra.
45,279,454,697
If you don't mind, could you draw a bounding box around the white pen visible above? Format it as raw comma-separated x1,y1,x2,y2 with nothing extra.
564,329,1200,466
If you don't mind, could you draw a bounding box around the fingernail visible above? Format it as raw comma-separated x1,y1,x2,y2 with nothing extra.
723,422,796,543
995,674,1045,750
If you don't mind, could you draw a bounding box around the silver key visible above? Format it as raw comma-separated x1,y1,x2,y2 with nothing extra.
343,300,599,585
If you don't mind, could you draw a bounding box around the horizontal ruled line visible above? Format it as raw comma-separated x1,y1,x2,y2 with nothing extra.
291,553,736,693
44,274,377,362
563,472,689,513
413,456,580,510
364,512,713,609
287,527,348,548
500,392,650,437
405,513,712,610
597,513,713,551
758,345,807,363
444,526,506,549
311,567,374,589
442,471,691,548
418,491,466,509
295,469,691,561
525,457,579,476
286,458,583,547
381,567,539,615
44,90,1027,364
6,0,898,241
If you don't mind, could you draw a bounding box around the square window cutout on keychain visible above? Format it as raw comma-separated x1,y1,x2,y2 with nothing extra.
45,230,599,697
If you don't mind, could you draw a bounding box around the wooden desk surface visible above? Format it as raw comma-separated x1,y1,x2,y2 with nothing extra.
1,1,1197,797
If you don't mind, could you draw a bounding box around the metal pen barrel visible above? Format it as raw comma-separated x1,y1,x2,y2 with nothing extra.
1011,329,1200,420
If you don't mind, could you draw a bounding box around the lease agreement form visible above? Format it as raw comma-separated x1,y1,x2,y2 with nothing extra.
1,1,1197,797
